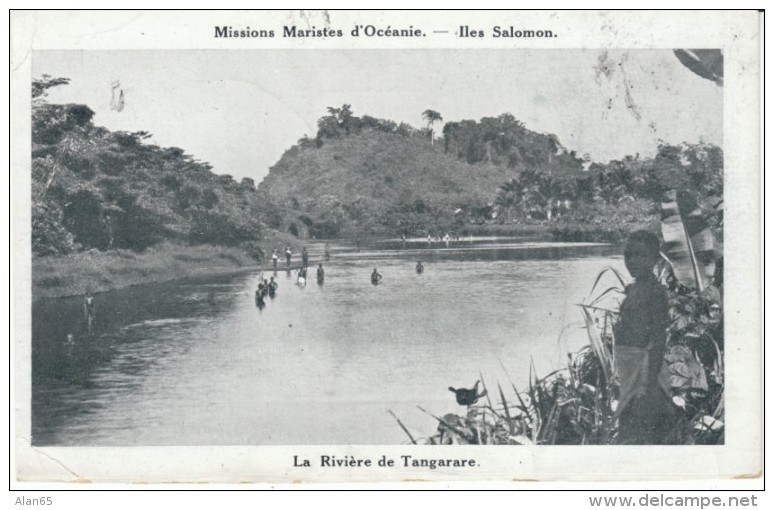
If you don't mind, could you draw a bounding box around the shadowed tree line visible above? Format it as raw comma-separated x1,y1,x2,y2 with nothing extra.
31,75,269,257
493,143,722,227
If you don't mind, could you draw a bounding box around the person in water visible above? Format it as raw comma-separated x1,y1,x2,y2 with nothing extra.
302,247,309,268
83,289,95,322
316,263,325,284
416,260,424,274
285,245,293,268
612,230,674,445
83,289,95,333
255,287,265,307
297,266,307,286
268,276,278,297
271,248,279,270
371,268,382,285
261,278,270,298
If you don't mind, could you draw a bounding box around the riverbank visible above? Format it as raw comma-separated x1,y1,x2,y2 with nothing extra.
359,212,654,244
461,222,630,242
462,220,655,244
32,243,261,300
352,221,649,247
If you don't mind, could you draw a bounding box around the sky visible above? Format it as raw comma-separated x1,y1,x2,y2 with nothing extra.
33,49,722,183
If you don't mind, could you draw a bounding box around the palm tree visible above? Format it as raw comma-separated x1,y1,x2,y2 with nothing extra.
422,109,443,144
494,177,526,223
533,174,564,221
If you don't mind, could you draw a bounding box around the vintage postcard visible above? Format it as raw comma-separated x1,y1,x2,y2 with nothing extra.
10,10,762,485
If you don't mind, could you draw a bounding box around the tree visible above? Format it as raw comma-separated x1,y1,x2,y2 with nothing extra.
32,75,70,102
240,177,256,190
422,109,443,145
442,121,459,154
533,174,564,221
61,190,105,248
326,104,355,135
339,104,354,135
494,177,527,223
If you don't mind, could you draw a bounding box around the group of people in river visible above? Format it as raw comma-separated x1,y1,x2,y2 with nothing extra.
398,231,467,250
270,244,333,271
255,266,326,308
426,231,465,248
270,245,300,270
254,275,280,307
256,245,330,307
255,243,429,306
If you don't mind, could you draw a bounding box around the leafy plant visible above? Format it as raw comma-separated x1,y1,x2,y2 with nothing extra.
409,189,724,445
660,190,716,291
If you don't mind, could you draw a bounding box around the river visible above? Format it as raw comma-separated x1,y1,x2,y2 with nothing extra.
31,238,624,446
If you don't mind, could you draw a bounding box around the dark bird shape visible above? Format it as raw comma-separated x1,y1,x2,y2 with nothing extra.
448,380,487,406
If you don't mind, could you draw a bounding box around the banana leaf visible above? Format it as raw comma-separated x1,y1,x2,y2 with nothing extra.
660,190,716,291
673,49,723,87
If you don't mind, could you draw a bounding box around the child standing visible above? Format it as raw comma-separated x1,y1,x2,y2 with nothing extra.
613,230,674,444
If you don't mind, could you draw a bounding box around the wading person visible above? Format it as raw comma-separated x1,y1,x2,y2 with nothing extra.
255,286,265,307
297,266,307,285
416,260,424,274
285,245,292,268
83,289,95,333
272,248,279,270
613,230,674,445
371,268,382,285
261,278,270,299
268,276,278,297
316,263,325,285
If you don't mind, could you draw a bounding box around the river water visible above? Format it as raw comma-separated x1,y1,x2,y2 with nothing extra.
32,238,624,446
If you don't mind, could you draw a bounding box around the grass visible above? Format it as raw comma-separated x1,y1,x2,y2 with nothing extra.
32,242,259,300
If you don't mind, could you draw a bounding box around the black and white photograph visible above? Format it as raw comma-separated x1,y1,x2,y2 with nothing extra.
11,10,761,485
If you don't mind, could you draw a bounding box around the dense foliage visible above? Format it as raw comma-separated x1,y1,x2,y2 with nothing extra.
33,76,723,253
31,76,268,257
260,104,723,240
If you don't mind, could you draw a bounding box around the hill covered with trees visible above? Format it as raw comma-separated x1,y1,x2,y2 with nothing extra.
258,105,723,241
